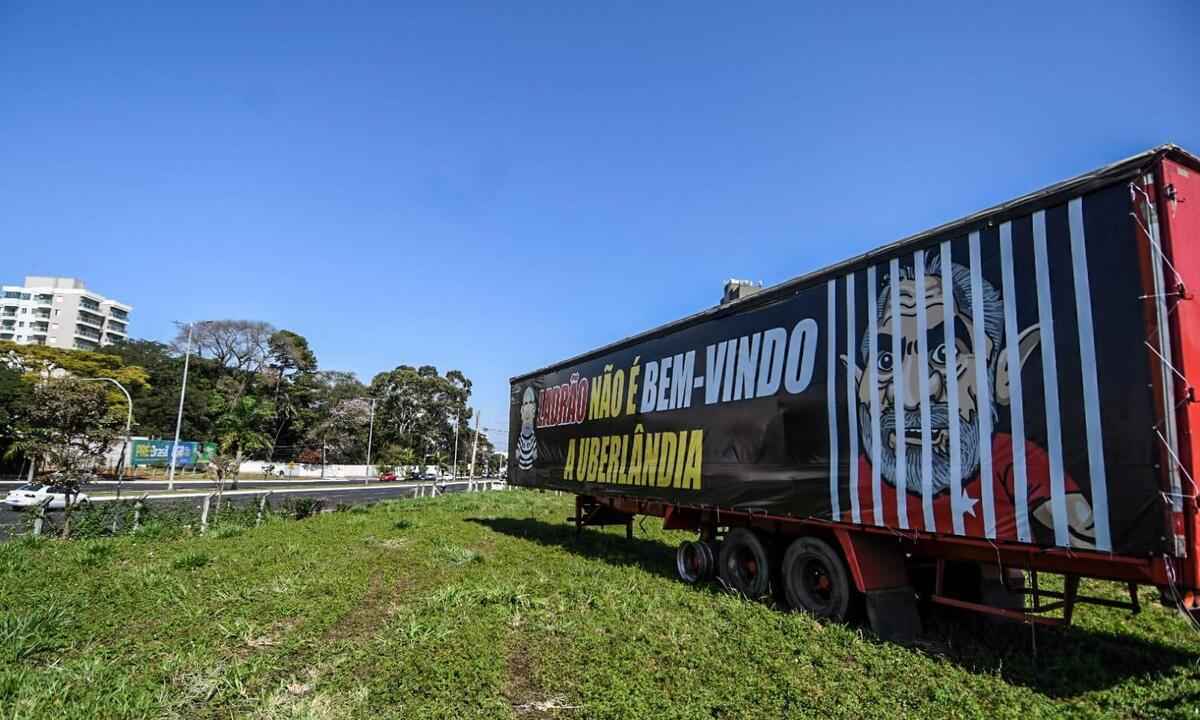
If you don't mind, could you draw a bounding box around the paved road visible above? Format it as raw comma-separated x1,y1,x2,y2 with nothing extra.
0,477,382,491
0,479,500,539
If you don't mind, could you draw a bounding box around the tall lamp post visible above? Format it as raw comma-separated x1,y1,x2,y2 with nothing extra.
452,412,462,481
468,411,481,491
167,322,194,491
87,377,133,500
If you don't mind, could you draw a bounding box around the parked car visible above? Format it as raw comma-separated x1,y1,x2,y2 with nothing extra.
378,471,398,482
406,470,422,481
4,483,90,510
421,470,438,481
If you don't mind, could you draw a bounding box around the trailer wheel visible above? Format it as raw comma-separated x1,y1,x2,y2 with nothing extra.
676,540,715,584
781,537,852,621
718,529,771,598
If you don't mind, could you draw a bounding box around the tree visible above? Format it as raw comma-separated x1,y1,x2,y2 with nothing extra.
306,398,371,464
368,365,472,463
100,339,217,439
268,330,317,377
5,378,124,537
175,320,275,376
209,384,274,499
0,365,31,472
374,444,417,472
263,330,320,460
1,340,149,389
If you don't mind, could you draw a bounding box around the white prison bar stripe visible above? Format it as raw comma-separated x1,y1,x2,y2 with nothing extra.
827,279,840,520
915,250,936,532
969,231,996,539
942,241,964,535
867,264,884,526
1033,210,1069,547
890,258,909,529
1000,222,1031,542
846,273,861,524
1069,197,1111,551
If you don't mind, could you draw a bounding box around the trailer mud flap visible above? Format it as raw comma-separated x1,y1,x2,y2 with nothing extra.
832,529,921,642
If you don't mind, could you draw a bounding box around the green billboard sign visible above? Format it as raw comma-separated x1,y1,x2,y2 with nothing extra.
130,440,218,467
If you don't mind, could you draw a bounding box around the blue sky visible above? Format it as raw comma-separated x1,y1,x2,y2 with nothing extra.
2,1,1197,446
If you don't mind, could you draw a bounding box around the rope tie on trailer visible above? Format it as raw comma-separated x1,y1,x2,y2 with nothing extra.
1150,395,1192,435
1163,554,1200,635
1154,429,1200,501
1144,341,1192,387
1131,181,1186,289
1131,178,1197,501
1132,177,1200,635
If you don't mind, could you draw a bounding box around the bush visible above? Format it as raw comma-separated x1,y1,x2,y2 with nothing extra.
281,496,325,520
210,501,258,528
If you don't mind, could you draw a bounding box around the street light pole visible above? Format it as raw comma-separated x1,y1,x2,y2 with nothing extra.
87,377,132,500
167,322,193,491
468,411,481,492
452,413,460,481
365,398,375,486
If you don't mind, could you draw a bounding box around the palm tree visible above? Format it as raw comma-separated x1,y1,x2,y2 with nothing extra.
211,395,272,504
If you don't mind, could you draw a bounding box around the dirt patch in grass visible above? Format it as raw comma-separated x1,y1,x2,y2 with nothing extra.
504,640,577,717
323,570,414,643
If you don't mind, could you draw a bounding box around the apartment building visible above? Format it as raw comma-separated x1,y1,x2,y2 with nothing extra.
0,276,132,350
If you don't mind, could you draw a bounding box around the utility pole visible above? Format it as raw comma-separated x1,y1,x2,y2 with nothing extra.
452,413,461,480
468,411,481,491
167,322,193,492
365,398,375,486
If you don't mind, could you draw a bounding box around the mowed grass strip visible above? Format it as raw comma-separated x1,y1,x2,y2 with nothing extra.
1,491,1198,719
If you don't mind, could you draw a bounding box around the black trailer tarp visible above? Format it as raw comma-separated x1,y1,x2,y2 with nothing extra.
509,175,1168,557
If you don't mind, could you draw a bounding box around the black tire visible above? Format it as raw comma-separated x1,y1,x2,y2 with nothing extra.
718,528,772,598
781,536,852,621
675,540,715,584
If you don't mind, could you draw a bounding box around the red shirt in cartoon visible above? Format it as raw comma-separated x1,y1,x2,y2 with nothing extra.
846,433,1080,539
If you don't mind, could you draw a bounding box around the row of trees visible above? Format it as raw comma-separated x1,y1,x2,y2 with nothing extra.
0,320,504,483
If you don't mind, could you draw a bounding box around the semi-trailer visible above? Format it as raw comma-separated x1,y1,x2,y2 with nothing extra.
508,144,1200,640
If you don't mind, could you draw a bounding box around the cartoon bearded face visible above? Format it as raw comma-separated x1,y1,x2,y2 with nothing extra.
520,387,537,430
854,253,1026,495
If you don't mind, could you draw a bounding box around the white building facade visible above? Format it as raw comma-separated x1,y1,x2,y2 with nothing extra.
1,276,132,350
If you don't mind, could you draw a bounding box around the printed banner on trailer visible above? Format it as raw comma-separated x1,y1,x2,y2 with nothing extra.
509,181,1166,556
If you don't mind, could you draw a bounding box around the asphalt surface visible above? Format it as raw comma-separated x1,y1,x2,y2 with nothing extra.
0,479,498,539
0,476,384,491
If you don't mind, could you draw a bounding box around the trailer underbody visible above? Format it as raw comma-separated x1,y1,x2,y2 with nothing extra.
571,493,1196,642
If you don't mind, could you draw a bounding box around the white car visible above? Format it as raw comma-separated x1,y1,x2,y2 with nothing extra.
3,483,89,510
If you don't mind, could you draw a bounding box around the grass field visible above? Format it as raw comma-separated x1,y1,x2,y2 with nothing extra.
1,490,1198,719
